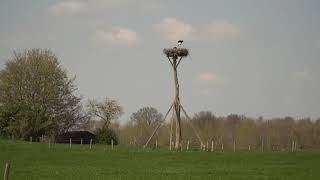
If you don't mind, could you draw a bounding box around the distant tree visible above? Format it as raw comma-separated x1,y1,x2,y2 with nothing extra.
236,118,259,147
0,49,83,139
130,107,163,126
192,111,216,129
192,111,220,142
225,114,242,143
125,107,163,145
87,98,123,129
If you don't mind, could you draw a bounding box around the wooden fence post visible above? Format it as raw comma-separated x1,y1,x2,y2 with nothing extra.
261,139,264,152
3,162,10,180
291,141,294,152
155,140,158,149
233,141,236,152
30,137,32,144
81,138,83,145
69,138,72,149
221,143,224,151
187,140,189,151
249,145,251,151
211,140,214,152
90,139,92,149
111,139,114,150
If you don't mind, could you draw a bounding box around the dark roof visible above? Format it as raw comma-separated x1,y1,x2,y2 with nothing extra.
56,131,95,144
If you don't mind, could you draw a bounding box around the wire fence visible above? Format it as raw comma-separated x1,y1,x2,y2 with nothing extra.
22,136,320,152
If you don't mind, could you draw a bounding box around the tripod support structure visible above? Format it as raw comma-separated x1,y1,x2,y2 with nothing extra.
144,53,204,150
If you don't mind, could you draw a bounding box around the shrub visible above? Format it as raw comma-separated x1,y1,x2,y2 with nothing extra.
95,128,118,145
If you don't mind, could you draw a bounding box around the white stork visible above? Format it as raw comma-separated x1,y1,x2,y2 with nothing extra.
177,40,183,47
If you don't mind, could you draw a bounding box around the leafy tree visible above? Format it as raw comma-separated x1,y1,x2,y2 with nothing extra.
95,127,118,145
130,107,163,126
0,49,83,139
87,98,123,129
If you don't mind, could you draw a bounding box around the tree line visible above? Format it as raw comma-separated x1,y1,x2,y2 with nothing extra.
115,111,320,149
1,49,320,149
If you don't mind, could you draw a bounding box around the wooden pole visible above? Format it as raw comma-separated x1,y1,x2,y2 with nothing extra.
221,143,224,151
81,138,83,145
155,140,158,149
30,137,32,144
3,163,10,180
90,139,92,149
249,145,251,151
144,103,174,148
291,141,294,152
69,138,72,148
111,139,114,150
172,56,182,150
187,140,189,151
211,140,214,152
233,141,236,152
169,114,174,151
180,105,204,147
261,139,264,152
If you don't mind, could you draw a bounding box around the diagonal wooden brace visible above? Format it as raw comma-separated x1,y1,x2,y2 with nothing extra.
144,102,174,148
180,105,204,147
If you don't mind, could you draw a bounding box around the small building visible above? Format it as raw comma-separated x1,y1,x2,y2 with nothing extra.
56,131,95,144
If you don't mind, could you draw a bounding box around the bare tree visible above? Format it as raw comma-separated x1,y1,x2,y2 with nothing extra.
130,107,163,126
87,98,123,129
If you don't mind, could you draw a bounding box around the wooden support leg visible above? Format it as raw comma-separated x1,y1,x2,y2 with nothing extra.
144,103,174,148
4,163,10,180
169,111,174,151
180,105,204,147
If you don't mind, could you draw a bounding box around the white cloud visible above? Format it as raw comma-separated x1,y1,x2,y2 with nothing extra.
91,28,139,46
202,20,240,42
49,1,87,15
153,18,195,41
153,18,240,42
199,72,224,84
292,71,310,81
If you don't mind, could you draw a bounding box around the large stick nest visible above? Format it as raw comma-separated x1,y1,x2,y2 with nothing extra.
163,48,189,58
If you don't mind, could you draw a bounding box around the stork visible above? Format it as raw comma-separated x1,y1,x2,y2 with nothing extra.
177,40,183,47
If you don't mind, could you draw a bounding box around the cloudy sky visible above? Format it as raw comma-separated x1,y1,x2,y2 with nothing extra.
0,0,319,122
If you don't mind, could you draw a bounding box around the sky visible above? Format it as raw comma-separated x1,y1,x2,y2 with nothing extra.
0,0,320,123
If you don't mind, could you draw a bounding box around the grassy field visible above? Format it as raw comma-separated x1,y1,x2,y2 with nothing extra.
0,139,319,180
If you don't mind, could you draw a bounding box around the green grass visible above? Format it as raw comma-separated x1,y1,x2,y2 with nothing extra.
0,139,319,180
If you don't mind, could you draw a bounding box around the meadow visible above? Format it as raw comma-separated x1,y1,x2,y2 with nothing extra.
0,139,319,180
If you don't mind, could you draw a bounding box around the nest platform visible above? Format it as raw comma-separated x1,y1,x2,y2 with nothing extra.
163,48,189,58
